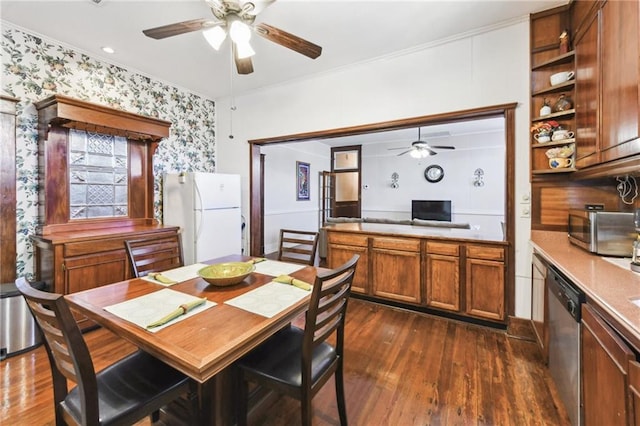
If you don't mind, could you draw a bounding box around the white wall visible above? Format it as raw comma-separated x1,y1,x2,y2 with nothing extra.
215,18,533,318
360,130,505,236
260,142,330,254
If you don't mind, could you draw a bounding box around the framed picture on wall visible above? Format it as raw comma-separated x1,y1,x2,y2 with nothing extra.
296,161,310,201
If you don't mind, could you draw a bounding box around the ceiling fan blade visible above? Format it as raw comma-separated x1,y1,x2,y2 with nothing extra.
387,147,409,151
233,45,254,74
430,145,455,150
396,149,413,156
143,18,216,40
426,148,438,156
254,23,322,59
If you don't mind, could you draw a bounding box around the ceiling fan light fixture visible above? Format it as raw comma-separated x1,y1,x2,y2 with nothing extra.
229,19,252,43
235,40,255,59
203,26,227,50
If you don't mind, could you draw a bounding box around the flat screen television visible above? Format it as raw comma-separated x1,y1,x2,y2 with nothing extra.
411,200,452,222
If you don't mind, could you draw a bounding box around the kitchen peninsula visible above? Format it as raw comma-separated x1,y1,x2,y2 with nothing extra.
324,222,508,324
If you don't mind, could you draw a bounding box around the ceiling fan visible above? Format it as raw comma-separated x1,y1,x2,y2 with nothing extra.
141,0,322,75
389,129,455,158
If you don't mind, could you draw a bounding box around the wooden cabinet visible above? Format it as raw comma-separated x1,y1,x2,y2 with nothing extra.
326,226,507,324
465,245,505,321
425,241,460,312
326,231,369,294
629,360,640,426
599,0,640,163
581,303,634,426
531,253,548,361
371,237,421,304
33,226,180,329
531,1,640,176
574,9,600,168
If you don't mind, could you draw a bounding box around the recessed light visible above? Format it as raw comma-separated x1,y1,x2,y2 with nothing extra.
101,46,115,54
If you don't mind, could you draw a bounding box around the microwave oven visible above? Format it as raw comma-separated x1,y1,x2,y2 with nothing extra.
568,210,636,257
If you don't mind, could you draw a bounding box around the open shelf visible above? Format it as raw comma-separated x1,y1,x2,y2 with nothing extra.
532,109,575,122
532,138,576,149
532,51,575,70
532,81,575,97
532,168,577,175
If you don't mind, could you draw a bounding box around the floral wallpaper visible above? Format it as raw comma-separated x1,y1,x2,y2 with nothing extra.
1,25,217,277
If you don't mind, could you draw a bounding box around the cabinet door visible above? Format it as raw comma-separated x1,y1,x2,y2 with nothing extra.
600,0,640,162
425,253,460,312
64,250,128,293
575,10,600,168
581,304,634,426
371,248,421,304
531,254,548,361
465,258,505,321
629,360,640,426
327,243,369,294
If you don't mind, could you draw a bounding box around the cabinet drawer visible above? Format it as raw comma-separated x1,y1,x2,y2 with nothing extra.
466,245,505,261
64,230,177,257
372,237,420,252
327,232,368,247
426,241,459,256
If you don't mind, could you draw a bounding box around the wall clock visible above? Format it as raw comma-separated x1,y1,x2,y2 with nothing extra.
424,165,444,183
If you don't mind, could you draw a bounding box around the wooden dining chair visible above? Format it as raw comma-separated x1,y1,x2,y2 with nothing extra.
124,233,184,278
16,277,197,426
277,229,320,266
236,254,360,426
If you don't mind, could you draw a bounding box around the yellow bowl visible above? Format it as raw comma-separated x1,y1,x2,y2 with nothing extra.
198,262,255,287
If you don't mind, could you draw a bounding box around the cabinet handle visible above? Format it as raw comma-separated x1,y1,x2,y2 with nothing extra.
61,263,66,271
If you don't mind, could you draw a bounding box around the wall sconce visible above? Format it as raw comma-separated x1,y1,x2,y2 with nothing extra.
473,168,484,187
391,172,399,189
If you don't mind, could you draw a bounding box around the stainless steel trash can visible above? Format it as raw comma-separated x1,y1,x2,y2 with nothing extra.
1,280,45,360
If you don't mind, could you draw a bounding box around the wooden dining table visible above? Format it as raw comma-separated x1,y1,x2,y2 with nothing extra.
64,254,322,425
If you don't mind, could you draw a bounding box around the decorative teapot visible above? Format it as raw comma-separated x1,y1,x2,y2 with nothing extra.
553,94,573,112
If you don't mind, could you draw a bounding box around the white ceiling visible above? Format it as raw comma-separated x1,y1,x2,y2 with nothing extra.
1,0,566,101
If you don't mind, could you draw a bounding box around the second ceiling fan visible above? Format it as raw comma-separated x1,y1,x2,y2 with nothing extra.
389,128,456,158
142,0,322,75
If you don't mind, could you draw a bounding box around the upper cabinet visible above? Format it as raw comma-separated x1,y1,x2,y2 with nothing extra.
531,0,640,178
599,0,639,163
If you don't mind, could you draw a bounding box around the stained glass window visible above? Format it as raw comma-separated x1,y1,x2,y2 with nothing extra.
68,129,128,219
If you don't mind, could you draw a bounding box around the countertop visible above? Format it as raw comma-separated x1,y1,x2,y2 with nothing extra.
323,222,506,244
530,230,640,348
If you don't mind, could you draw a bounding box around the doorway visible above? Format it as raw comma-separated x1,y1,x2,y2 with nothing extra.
248,103,517,315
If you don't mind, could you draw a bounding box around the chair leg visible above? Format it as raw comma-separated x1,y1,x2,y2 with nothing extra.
301,395,313,426
335,367,348,426
237,376,249,426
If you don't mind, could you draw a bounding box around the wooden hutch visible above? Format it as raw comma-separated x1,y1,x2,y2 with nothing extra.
32,95,179,328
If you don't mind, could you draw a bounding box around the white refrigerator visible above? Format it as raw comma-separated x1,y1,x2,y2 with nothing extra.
163,172,242,264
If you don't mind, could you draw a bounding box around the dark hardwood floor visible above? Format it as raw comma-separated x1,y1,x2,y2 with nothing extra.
1,299,569,425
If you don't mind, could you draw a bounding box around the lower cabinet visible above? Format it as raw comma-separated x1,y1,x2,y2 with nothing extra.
33,225,180,329
371,237,421,304
425,241,461,312
581,303,634,425
531,253,548,362
465,245,505,321
325,228,507,324
326,232,369,294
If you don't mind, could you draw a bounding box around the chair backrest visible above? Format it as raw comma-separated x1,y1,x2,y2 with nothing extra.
16,277,99,425
125,234,184,278
302,254,359,381
277,229,319,266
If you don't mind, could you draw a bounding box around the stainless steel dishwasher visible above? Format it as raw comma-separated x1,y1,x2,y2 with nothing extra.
547,266,584,426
